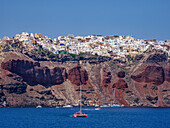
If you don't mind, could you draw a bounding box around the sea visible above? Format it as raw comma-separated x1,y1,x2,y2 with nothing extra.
0,107,169,128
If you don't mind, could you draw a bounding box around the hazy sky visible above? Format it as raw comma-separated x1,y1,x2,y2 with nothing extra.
0,0,170,40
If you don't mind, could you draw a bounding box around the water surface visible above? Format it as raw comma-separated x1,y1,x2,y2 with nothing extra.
0,107,169,128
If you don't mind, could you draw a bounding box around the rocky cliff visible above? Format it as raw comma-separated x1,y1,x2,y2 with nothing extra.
1,59,67,87
0,51,169,107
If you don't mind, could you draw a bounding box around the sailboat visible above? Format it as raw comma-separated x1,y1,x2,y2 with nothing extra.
72,82,88,117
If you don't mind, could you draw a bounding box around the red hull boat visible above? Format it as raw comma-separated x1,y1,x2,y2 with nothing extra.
72,82,88,118
72,110,88,117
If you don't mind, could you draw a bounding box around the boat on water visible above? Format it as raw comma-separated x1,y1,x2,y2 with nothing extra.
94,104,101,110
95,107,101,110
36,98,42,108
72,110,88,117
72,82,88,118
63,105,73,108
36,105,42,108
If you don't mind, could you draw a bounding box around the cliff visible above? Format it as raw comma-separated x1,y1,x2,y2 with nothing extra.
0,50,169,107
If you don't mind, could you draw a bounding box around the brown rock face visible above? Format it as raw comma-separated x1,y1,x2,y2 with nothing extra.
3,83,27,94
68,65,88,85
115,88,129,106
117,71,125,78
1,59,67,87
102,68,112,87
146,53,167,62
164,67,170,82
0,51,169,107
131,66,165,85
113,79,128,89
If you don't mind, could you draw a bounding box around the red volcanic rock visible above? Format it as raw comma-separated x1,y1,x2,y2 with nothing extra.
102,68,112,87
115,89,129,106
117,71,125,78
51,67,67,84
113,79,128,89
68,65,88,85
1,59,40,74
80,68,88,84
1,59,67,87
103,78,111,84
131,66,165,85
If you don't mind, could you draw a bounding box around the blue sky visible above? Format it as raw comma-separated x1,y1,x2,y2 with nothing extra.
0,0,170,40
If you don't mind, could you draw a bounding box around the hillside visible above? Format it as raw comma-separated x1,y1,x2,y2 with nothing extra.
0,41,169,107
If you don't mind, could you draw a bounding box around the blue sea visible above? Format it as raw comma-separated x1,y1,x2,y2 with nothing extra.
0,107,169,128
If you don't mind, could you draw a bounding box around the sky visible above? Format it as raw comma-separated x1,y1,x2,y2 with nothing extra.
0,0,170,40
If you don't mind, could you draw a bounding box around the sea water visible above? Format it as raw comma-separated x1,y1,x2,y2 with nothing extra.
0,107,169,128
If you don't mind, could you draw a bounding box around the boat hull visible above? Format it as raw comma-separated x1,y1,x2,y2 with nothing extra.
72,113,88,118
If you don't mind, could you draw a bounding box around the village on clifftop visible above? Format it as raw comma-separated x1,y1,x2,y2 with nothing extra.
1,32,170,58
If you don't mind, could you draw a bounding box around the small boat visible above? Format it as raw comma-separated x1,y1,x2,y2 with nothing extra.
36,105,42,108
95,108,101,110
63,105,73,108
72,110,88,117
